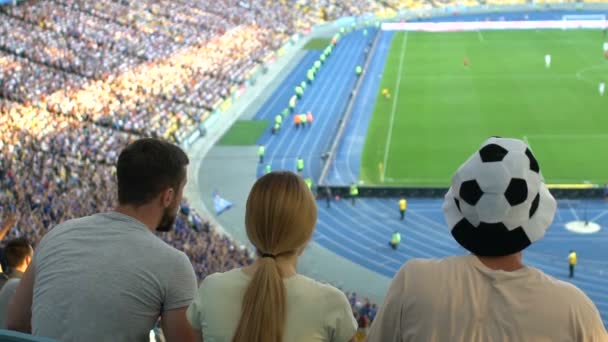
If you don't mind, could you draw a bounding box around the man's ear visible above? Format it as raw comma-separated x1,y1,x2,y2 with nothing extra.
161,187,175,208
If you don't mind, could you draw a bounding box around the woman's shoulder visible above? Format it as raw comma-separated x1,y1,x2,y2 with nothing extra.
290,274,348,302
200,268,248,291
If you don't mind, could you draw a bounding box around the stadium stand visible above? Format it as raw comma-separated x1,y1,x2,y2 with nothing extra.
484,0,527,6
7,0,605,339
0,2,382,336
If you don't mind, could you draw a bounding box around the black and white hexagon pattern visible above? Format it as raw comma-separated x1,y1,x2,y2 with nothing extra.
443,137,557,256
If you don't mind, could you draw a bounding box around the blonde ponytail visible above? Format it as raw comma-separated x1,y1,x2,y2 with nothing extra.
232,257,286,342
232,172,317,342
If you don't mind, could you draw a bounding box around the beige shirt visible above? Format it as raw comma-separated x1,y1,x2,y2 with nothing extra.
187,268,357,342
366,255,606,342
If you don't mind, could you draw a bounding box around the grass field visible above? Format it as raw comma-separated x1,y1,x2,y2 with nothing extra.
303,38,332,50
361,29,608,186
218,120,268,145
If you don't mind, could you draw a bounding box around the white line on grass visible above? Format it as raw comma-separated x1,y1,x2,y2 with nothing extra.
382,32,408,182
477,29,485,43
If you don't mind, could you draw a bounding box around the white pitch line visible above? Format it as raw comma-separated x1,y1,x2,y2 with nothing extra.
477,29,485,43
589,209,608,223
566,200,581,222
382,32,408,182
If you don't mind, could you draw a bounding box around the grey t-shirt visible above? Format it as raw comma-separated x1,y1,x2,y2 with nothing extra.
0,278,20,328
32,212,197,342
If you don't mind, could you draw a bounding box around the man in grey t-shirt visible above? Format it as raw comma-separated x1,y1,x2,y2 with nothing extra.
7,138,198,342
0,278,20,328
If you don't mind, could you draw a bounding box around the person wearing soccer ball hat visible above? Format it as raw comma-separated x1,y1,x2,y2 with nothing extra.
366,137,606,342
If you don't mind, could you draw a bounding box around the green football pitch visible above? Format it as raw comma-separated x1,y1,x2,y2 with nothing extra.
361,29,608,187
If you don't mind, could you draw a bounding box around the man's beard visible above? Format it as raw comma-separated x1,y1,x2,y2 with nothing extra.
156,205,177,232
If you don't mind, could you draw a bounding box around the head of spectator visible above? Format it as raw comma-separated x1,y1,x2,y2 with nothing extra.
442,137,556,269
116,138,189,232
4,238,32,275
231,171,317,342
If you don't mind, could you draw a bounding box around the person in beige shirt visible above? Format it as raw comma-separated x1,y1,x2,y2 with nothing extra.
366,137,606,342
187,172,357,342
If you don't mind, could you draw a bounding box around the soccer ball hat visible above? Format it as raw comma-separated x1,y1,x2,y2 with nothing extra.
443,137,557,257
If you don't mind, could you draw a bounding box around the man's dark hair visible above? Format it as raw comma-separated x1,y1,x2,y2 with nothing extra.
5,238,32,268
117,138,189,206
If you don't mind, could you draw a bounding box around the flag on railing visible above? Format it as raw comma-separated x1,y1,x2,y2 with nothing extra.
213,190,233,216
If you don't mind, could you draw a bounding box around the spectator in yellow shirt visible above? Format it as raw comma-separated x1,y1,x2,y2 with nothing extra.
568,250,577,278
399,198,407,221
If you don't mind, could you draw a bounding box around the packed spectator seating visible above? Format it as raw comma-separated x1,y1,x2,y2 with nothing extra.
0,52,86,103
0,0,309,141
0,0,388,332
484,0,527,6
534,0,575,3
381,0,434,11
346,291,378,340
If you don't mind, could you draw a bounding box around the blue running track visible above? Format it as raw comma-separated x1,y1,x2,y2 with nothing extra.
325,31,394,185
254,29,376,181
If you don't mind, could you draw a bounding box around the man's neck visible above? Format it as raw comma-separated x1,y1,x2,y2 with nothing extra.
476,253,524,272
13,265,26,274
114,205,158,232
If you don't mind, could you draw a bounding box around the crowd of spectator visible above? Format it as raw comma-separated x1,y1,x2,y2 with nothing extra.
0,0,316,142
1,1,605,341
0,99,254,282
0,2,391,339
346,291,378,338
0,0,391,298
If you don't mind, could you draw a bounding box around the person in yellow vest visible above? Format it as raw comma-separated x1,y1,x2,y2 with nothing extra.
568,250,577,278
304,178,313,191
258,145,265,164
399,197,407,220
349,183,359,205
272,122,280,135
389,231,401,250
296,157,304,174
382,88,391,99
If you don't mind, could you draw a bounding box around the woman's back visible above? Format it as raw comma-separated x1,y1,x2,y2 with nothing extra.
187,268,356,342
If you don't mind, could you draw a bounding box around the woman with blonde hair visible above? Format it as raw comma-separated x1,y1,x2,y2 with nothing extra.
187,171,357,342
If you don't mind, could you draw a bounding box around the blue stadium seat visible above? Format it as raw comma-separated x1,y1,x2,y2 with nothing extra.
0,330,58,342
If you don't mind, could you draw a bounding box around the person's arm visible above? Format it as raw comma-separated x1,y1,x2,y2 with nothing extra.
192,329,203,342
0,214,16,241
186,278,207,342
162,307,195,342
163,252,198,342
6,262,34,332
571,287,607,341
365,264,408,342
325,287,358,342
